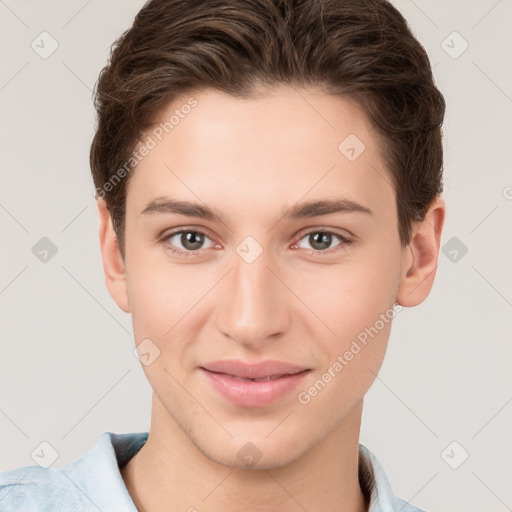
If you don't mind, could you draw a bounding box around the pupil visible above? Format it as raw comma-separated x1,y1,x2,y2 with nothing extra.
310,232,331,250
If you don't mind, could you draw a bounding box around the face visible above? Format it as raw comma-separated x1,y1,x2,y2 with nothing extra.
108,86,411,468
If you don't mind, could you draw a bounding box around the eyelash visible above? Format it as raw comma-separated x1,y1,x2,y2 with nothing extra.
161,227,354,258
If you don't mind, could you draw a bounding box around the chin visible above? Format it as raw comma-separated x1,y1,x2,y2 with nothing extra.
192,427,312,471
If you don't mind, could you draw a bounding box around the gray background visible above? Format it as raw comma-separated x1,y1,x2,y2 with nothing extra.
1,1,511,511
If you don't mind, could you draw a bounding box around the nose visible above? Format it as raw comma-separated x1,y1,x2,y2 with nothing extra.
214,247,290,350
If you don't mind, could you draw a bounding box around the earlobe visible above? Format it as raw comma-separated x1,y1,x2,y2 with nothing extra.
97,198,130,313
396,196,446,308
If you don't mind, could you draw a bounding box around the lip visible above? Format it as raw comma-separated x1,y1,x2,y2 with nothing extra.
200,359,310,408
201,359,309,379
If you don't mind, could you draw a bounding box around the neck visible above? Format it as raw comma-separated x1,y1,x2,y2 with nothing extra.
122,395,368,512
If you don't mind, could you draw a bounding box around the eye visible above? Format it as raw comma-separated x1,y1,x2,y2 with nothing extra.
292,228,354,255
162,229,218,257
160,227,354,258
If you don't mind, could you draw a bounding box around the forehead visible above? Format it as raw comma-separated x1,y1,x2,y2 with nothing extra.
125,86,394,222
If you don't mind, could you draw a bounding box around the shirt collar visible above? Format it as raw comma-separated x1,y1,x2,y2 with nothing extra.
358,443,414,511
64,431,412,512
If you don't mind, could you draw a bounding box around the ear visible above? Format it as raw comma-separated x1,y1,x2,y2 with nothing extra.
396,196,446,307
96,198,130,313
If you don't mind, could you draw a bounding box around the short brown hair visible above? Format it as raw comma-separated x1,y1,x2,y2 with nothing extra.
90,0,445,259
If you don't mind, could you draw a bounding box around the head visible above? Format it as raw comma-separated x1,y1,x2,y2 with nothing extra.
91,0,445,469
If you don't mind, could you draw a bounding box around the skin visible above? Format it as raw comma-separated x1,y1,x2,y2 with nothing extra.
97,85,445,512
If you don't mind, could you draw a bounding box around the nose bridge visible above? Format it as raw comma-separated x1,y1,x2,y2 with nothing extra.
215,244,288,345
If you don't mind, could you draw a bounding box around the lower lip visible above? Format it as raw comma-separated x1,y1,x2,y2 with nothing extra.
200,368,310,408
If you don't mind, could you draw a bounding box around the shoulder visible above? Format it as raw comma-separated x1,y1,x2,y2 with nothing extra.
358,443,428,512
0,431,147,512
392,497,427,512
0,464,84,511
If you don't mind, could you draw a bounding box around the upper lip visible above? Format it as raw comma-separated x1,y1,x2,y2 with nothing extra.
201,359,309,379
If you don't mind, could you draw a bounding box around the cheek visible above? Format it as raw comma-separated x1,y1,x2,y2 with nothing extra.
297,254,399,342
127,263,201,390
126,250,218,371
295,264,397,415
292,244,401,398
129,271,196,341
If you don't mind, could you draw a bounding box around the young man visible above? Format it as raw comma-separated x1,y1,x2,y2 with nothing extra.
0,0,445,510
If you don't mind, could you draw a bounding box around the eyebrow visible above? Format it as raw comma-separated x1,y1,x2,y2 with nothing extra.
281,198,373,219
141,198,225,222
140,196,373,221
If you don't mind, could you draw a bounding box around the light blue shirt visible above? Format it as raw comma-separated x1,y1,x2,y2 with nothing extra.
0,432,425,511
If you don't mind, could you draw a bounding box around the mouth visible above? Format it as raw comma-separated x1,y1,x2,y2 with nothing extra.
199,361,311,408
204,370,308,381
200,359,310,379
